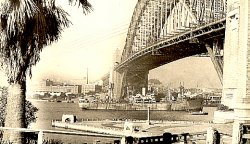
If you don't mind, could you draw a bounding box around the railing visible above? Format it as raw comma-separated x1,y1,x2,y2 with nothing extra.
58,118,213,125
0,127,122,144
52,120,124,136
242,124,250,144
118,130,225,144
0,123,232,144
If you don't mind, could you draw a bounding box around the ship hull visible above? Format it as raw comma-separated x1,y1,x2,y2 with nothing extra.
185,97,204,111
79,98,203,111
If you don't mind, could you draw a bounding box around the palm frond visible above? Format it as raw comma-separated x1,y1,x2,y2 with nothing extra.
0,0,71,83
0,0,38,35
0,0,93,83
68,0,93,14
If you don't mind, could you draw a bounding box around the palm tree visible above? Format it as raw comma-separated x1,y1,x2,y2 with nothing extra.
0,0,92,143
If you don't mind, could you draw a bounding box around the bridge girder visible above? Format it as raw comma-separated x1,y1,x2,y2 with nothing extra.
120,0,226,62
114,0,227,99
116,19,225,72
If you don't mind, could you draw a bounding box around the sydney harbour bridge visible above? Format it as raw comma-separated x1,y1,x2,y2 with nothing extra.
112,0,225,100
103,0,250,142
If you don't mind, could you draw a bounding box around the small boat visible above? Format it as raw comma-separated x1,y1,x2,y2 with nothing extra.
190,111,208,115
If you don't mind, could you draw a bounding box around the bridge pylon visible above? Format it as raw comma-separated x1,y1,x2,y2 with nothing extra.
204,39,224,84
222,0,250,143
113,69,149,100
113,70,126,100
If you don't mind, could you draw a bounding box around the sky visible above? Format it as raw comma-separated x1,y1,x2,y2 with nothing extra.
148,57,222,89
0,0,222,90
28,0,137,82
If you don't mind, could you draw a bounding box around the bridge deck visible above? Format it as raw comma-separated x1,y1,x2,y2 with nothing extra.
116,18,225,72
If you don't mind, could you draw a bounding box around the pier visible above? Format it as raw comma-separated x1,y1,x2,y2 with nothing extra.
51,116,233,144
0,114,241,144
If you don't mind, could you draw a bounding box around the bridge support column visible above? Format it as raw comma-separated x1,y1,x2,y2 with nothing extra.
113,71,126,100
224,0,250,143
222,0,240,108
205,39,223,85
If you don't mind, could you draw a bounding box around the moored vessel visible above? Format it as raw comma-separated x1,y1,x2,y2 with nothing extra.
78,97,204,111
185,97,204,111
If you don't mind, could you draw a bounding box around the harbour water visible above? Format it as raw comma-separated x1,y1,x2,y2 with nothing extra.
29,100,217,143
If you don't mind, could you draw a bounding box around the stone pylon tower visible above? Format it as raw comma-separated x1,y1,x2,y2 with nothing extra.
222,0,239,108
223,0,250,143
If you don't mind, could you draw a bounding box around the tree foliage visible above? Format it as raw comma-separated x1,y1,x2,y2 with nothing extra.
0,87,38,127
0,0,92,142
0,0,92,83
148,79,162,85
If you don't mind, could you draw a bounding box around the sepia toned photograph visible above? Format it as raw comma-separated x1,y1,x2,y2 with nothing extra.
0,0,249,143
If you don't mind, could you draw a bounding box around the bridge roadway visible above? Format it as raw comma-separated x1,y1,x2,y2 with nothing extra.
115,18,225,72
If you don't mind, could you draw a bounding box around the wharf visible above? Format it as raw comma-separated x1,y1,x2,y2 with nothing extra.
52,120,155,138
52,119,233,143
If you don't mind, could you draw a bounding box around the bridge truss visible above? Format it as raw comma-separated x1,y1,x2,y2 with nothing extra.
114,0,227,98
120,0,226,61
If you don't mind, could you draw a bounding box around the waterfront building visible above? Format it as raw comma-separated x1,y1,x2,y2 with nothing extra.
82,83,102,94
82,84,95,94
31,79,80,95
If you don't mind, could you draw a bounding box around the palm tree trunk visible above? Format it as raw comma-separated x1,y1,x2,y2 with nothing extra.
3,82,26,144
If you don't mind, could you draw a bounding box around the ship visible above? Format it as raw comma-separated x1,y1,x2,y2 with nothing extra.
170,97,204,111
78,97,204,111
79,82,204,111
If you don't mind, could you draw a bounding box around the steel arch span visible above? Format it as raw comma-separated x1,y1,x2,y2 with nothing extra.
113,0,226,99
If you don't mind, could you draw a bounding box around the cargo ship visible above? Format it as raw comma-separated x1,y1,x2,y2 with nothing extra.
78,97,204,111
